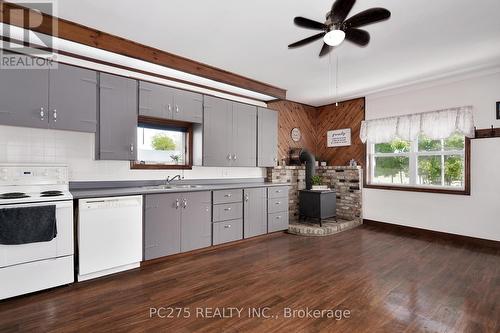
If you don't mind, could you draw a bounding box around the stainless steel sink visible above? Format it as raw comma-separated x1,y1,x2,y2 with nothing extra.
143,184,204,190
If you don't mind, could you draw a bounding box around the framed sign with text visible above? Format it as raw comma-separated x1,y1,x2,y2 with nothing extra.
327,128,351,147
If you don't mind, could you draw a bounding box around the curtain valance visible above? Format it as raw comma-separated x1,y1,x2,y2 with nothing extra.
360,106,474,144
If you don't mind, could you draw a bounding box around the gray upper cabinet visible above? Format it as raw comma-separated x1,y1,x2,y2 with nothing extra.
203,96,257,167
144,193,182,260
138,81,174,119
180,191,212,252
203,96,233,166
49,64,98,132
232,102,257,167
98,73,138,161
258,107,278,167
244,188,268,238
138,81,202,123
173,89,203,123
0,67,49,129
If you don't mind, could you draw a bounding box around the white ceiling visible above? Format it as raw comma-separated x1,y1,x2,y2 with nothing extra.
40,0,500,106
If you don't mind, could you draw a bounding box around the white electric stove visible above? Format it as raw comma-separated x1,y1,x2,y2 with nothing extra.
0,164,74,300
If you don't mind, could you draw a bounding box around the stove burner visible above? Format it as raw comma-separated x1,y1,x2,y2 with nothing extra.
0,192,30,199
40,190,64,197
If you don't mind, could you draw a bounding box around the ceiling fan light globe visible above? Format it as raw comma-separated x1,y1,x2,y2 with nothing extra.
324,29,345,46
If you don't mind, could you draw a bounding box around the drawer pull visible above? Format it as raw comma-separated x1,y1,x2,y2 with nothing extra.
276,190,282,193
224,194,232,197
224,207,232,211
224,224,232,229
275,201,281,205
276,216,282,219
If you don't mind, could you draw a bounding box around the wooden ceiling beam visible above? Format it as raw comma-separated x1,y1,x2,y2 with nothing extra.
0,1,287,100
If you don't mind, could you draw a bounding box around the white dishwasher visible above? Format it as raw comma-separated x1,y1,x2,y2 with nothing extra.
78,195,143,282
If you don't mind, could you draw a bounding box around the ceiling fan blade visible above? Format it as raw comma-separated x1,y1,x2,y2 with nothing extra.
319,43,333,57
344,28,370,46
294,16,327,30
330,0,356,24
344,8,391,28
288,32,326,48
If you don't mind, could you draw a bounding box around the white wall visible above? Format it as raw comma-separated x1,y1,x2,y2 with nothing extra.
0,125,266,181
364,70,500,241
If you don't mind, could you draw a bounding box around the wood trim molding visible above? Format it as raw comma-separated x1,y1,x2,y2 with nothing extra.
363,219,500,251
363,138,471,195
0,1,286,100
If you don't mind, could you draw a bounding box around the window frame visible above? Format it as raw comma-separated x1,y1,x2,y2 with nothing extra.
130,115,193,170
364,137,470,195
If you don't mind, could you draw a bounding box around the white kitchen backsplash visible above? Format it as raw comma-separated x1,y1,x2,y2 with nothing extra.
0,125,266,181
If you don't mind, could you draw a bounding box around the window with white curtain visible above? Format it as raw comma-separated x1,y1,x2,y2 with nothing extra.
361,106,473,193
367,134,466,189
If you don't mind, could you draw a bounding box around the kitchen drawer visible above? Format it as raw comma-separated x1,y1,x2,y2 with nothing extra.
268,197,288,214
213,202,243,222
268,186,289,199
213,219,243,245
213,189,242,204
268,211,289,233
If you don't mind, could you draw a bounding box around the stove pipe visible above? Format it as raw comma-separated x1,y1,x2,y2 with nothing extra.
299,149,316,190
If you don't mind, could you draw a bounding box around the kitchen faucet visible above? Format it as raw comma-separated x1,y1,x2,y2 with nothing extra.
165,174,182,185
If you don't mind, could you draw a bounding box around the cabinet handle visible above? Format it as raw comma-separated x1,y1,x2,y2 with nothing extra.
130,144,134,153
227,153,232,160
276,216,282,220
52,109,57,122
175,105,179,113
224,193,232,197
40,107,45,120
168,104,172,112
182,199,187,209
275,201,281,205
175,199,180,209
224,207,232,211
276,190,282,193
244,194,249,202
233,154,237,160
224,224,232,229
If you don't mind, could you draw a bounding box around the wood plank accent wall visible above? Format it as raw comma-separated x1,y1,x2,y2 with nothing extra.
268,98,365,167
316,98,366,167
267,100,318,162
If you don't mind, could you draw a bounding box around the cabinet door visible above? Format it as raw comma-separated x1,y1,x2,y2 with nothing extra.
98,73,138,160
173,89,203,123
138,81,174,119
49,64,98,132
244,188,268,238
203,96,233,166
0,67,49,129
257,107,278,167
232,102,257,167
180,191,212,252
144,194,181,260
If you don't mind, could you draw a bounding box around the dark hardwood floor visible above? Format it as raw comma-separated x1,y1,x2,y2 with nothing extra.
1,225,499,333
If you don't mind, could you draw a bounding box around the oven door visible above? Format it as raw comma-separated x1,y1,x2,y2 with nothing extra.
0,200,73,268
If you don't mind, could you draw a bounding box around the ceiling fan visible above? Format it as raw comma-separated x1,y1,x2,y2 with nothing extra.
288,0,391,57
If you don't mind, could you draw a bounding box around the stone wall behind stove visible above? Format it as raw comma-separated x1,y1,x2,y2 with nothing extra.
266,166,362,223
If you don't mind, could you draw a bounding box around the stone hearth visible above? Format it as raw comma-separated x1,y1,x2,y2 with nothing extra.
266,165,363,235
288,218,362,237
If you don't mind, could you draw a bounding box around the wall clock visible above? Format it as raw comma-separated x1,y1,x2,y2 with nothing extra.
291,127,301,142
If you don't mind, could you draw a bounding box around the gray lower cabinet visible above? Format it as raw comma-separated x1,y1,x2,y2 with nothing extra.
267,186,289,232
139,80,202,123
0,67,49,129
243,188,268,238
213,219,243,245
49,64,98,132
144,193,181,260
144,191,212,260
180,191,212,252
203,96,257,167
97,73,138,160
258,107,278,167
